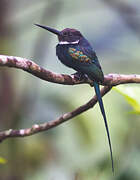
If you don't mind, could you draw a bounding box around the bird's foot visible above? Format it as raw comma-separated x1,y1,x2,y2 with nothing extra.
72,72,87,81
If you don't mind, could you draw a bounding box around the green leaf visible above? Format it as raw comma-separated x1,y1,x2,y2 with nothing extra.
113,85,140,114
0,157,7,164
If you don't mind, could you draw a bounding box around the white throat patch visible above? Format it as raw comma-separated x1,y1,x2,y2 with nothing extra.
59,40,79,45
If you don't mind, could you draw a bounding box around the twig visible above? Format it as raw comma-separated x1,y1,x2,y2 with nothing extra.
0,86,112,142
0,55,140,86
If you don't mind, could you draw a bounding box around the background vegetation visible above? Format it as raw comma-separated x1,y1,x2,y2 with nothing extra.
0,0,140,179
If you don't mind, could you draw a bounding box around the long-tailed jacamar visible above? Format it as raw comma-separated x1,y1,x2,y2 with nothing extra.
35,24,114,172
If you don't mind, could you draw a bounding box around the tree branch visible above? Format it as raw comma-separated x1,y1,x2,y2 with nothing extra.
0,54,139,142
0,86,112,142
0,55,140,86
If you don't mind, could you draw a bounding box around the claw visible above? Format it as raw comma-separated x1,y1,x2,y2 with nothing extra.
72,72,87,81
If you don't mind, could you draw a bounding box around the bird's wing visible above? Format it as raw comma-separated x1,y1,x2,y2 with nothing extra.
68,46,101,69
68,46,104,82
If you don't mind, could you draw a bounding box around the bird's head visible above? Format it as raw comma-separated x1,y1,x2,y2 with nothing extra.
35,24,83,44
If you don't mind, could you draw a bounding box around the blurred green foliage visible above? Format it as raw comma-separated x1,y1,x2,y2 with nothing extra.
0,0,140,179
114,86,140,114
0,157,7,164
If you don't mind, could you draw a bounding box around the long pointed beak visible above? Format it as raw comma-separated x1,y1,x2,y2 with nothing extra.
35,24,61,36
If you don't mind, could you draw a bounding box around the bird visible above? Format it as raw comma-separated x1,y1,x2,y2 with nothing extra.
35,24,114,173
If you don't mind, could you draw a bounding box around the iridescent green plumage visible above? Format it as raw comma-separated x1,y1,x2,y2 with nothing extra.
69,48,92,63
67,46,104,82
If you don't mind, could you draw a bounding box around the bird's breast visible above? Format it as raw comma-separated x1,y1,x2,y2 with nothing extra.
56,44,76,68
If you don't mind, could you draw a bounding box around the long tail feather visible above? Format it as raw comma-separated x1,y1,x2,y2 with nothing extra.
93,82,114,173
